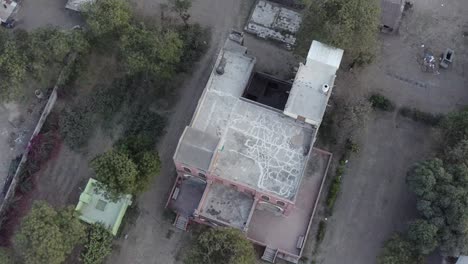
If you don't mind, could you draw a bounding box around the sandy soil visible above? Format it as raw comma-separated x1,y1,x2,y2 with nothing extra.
313,0,468,263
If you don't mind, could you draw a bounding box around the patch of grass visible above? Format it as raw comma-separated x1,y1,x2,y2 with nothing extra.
398,107,443,126
369,94,395,112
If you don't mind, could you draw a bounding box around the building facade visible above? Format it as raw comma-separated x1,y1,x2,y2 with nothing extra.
166,31,343,263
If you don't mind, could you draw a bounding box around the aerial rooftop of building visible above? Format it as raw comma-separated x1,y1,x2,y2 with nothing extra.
284,41,344,126
75,178,132,235
0,0,17,22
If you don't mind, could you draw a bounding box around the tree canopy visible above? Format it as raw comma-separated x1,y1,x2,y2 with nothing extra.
441,109,468,147
377,234,423,264
91,150,139,199
407,155,468,256
185,228,255,264
119,25,183,79
297,0,380,64
81,223,114,264
407,220,439,255
14,201,85,264
83,0,132,39
0,30,26,100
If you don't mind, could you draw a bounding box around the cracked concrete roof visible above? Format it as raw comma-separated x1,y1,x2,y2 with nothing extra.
184,37,316,200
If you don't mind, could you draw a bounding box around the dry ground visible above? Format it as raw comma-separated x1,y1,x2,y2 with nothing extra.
314,0,468,264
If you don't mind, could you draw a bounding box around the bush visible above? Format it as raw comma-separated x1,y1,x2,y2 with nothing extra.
377,234,423,264
59,106,94,149
0,247,14,264
326,174,342,211
369,94,395,111
14,201,86,264
81,224,114,264
91,150,139,200
398,107,442,126
185,228,255,264
316,220,327,243
176,23,210,72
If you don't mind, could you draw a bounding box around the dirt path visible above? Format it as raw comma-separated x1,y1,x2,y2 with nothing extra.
315,0,468,263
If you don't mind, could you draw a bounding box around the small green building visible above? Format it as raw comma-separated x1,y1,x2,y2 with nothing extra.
75,178,132,235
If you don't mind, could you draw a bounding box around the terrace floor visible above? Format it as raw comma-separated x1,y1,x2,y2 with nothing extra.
200,182,254,229
168,176,207,217
247,148,331,255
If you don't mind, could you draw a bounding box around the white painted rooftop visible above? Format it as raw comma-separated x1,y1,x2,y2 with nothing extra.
180,36,316,201
245,0,302,46
0,0,17,22
284,41,344,126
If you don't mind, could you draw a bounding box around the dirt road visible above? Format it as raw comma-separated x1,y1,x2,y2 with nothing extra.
315,0,468,263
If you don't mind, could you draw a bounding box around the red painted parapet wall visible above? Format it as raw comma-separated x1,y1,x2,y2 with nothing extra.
173,160,294,215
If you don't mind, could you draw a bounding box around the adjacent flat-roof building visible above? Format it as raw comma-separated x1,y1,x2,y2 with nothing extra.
75,178,132,235
167,31,342,263
0,0,17,23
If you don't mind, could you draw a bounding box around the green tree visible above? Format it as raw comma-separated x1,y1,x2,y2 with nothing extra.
407,219,439,254
441,109,468,147
0,30,26,100
185,228,255,264
377,234,423,264
0,247,14,264
115,135,161,193
14,201,85,264
83,0,132,40
81,223,114,264
170,0,192,25
91,150,139,199
119,25,183,79
407,158,468,256
297,0,380,64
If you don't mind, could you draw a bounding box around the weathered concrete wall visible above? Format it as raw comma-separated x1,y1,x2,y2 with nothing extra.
0,53,77,225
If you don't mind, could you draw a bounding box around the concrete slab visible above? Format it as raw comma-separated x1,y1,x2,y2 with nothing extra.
247,148,330,255
200,183,254,229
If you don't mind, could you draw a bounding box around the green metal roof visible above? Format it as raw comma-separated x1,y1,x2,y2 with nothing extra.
75,178,132,235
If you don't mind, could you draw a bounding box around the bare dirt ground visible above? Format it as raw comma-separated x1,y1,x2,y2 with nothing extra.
0,100,45,195
314,0,468,263
15,0,83,30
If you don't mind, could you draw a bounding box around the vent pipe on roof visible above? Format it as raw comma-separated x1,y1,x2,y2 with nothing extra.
322,84,330,94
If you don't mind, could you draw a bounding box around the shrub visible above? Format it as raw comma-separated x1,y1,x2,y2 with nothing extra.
59,106,94,149
369,94,395,111
176,23,210,72
316,220,327,243
398,107,442,126
81,223,114,264
185,228,255,264
326,174,341,211
14,202,85,264
90,150,139,200
377,234,423,264
0,247,14,264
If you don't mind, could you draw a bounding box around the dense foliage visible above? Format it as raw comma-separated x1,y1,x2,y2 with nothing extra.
119,25,183,79
185,228,255,264
297,0,380,64
0,247,14,264
91,150,139,200
0,29,26,100
407,220,438,255
377,234,423,264
14,201,85,264
407,156,468,256
83,0,132,40
81,224,114,264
